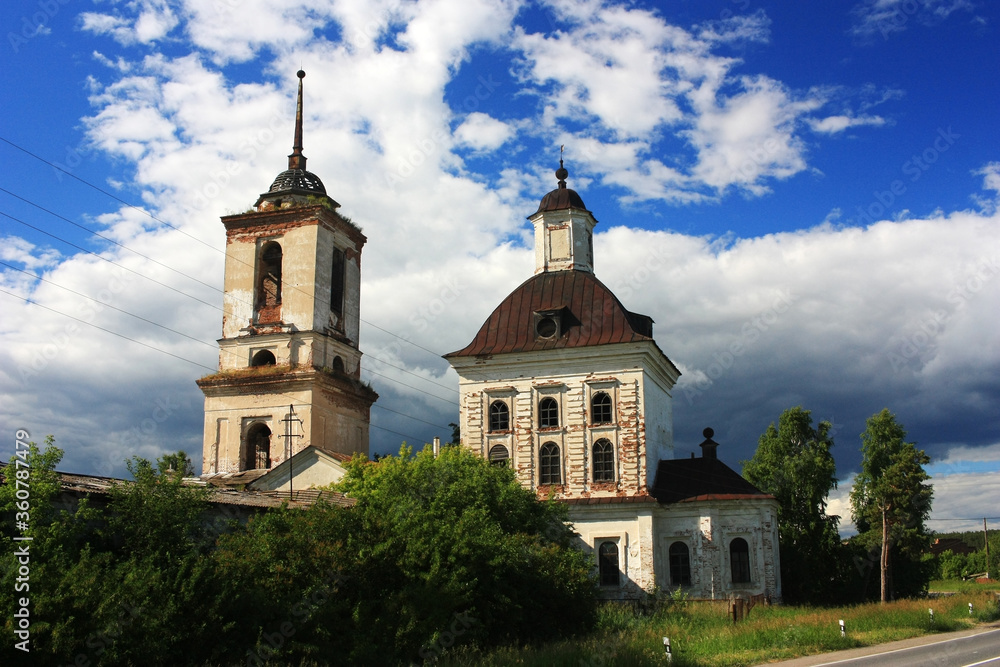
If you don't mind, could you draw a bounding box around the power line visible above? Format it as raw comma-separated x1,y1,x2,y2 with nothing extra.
0,260,218,351
0,209,222,312
0,134,448,362
0,202,457,405
0,138,461,439
0,186,222,296
1,284,433,445
0,287,217,373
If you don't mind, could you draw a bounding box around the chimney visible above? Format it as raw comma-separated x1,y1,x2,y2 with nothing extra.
699,427,719,460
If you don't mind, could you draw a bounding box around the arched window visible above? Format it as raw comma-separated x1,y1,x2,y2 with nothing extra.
591,391,613,424
538,397,559,428
489,444,509,465
330,247,345,318
592,438,615,483
598,541,619,587
489,401,509,432
539,442,560,485
730,538,751,584
251,350,276,367
244,423,271,470
669,542,691,586
331,356,345,373
256,242,282,319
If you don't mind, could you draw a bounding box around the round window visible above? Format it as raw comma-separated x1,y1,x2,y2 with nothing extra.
536,317,557,338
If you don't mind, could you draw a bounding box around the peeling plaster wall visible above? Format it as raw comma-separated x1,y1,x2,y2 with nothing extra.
452,343,673,500
202,205,373,476
653,499,781,600
568,504,657,598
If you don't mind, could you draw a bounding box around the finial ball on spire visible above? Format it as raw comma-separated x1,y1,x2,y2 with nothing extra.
703,427,714,439
297,69,306,79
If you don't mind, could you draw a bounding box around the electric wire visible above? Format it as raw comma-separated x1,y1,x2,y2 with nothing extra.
0,138,461,441
0,287,217,372
0,163,460,397
0,134,447,362
0,209,222,312
0,186,222,295
0,192,458,402
1,284,430,443
0,260,219,351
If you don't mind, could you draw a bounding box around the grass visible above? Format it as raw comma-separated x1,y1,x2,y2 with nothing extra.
929,578,1000,593
438,591,1000,666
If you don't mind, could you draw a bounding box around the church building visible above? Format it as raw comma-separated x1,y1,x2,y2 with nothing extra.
197,71,377,477
445,163,782,600
195,70,780,600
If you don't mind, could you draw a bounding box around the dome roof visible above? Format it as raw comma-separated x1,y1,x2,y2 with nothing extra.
444,270,666,358
266,168,327,195
533,159,589,215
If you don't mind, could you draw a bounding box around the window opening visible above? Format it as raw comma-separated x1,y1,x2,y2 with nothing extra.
592,391,613,424
330,247,345,318
257,242,282,310
245,423,271,470
598,541,620,586
251,350,276,367
489,401,509,432
592,439,615,483
538,397,559,428
669,542,691,586
730,538,751,584
539,442,560,485
489,444,509,465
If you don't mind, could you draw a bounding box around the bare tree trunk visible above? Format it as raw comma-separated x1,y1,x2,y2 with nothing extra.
880,508,890,603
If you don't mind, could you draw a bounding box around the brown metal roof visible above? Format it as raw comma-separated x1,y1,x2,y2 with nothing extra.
446,270,658,358
534,185,588,214
650,456,773,505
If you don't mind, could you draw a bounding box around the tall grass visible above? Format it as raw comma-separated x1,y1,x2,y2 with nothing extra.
438,590,1000,666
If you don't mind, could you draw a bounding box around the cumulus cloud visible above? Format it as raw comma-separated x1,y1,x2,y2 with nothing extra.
454,112,514,151
3,0,997,505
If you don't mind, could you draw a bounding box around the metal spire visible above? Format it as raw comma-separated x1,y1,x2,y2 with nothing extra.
288,70,306,171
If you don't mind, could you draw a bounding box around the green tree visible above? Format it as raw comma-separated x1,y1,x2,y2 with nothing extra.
742,407,842,603
850,409,933,602
337,444,596,662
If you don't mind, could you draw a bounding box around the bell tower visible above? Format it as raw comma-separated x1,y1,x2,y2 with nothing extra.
198,70,377,475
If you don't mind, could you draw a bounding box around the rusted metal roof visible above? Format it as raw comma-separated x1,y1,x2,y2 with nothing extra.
534,184,588,214
651,456,772,505
445,270,659,358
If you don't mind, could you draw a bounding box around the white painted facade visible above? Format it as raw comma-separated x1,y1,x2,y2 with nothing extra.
447,167,782,600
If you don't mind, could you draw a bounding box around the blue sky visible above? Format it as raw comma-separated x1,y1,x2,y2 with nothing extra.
1,0,999,535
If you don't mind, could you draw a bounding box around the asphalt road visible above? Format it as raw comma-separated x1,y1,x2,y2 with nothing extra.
757,624,1000,667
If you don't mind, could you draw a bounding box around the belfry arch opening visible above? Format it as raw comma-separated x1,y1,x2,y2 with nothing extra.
256,241,283,321
244,422,271,470
251,350,276,367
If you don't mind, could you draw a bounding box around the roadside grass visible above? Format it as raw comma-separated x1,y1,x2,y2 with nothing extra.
438,591,1000,666
929,578,1000,593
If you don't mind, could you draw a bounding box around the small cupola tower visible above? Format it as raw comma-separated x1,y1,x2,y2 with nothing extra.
198,71,377,476
528,157,598,274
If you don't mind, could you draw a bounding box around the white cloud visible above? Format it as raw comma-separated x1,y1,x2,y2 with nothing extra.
0,237,61,272
454,112,513,151
80,0,179,45
809,114,887,134
850,0,978,39
4,0,996,493
696,8,772,44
